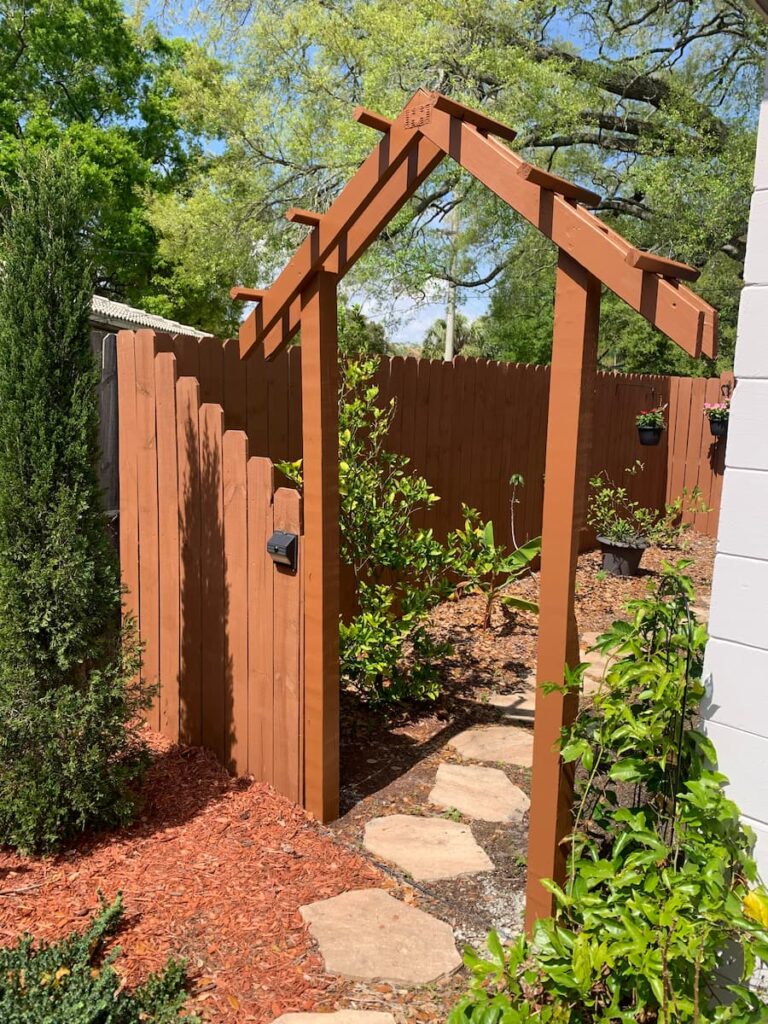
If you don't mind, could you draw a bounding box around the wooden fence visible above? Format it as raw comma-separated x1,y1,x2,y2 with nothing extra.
117,330,305,798
148,337,728,549
115,330,729,785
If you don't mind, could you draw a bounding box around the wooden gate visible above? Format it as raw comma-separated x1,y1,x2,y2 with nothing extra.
117,329,306,803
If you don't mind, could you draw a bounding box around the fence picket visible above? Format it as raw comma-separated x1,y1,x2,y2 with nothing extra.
247,457,275,781
272,486,303,802
155,352,180,741
223,429,249,773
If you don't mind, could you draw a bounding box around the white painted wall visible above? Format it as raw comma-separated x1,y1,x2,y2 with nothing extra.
704,66,768,880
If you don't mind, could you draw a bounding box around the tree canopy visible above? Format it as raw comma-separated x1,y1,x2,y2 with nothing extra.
148,0,765,361
0,0,200,317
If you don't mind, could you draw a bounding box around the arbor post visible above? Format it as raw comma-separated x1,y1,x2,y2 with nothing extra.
525,250,601,930
300,270,340,822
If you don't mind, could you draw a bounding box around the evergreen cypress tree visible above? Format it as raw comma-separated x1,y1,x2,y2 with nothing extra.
0,148,148,852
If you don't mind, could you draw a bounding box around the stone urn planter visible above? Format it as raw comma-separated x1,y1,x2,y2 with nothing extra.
597,536,649,577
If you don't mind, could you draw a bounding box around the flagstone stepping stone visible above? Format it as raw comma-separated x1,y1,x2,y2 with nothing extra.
363,814,494,881
429,763,530,822
299,889,461,985
449,724,534,766
274,1013,395,1024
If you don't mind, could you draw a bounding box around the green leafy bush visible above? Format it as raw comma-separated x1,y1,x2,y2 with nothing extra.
450,562,768,1023
452,507,540,629
589,464,709,549
0,894,196,1023
0,148,148,852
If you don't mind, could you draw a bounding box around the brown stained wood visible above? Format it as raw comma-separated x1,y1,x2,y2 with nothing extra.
223,337,247,431
387,357,405,454
399,356,419,469
431,93,518,141
199,403,226,761
626,248,700,282
176,376,203,746
669,376,694,506
239,93,437,357
412,360,433,530
683,378,707,525
437,360,455,536
424,360,444,530
117,332,140,634
458,358,479,525
268,353,290,463
526,252,601,930
286,208,323,227
300,271,340,822
287,347,303,461
173,334,200,379
155,352,181,742
230,286,265,302
272,486,303,804
247,457,275,782
223,430,250,774
134,330,162,729
199,336,225,407
353,106,394,132
246,347,270,458
517,163,600,208
419,111,714,358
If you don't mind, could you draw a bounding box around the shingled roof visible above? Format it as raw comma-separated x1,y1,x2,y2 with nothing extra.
91,295,209,337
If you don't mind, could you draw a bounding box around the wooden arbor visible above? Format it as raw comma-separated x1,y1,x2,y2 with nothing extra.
233,89,717,927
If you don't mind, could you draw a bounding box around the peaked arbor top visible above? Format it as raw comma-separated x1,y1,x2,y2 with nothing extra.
236,89,716,364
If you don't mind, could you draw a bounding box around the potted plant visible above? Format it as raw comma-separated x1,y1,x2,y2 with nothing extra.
587,466,657,576
704,399,730,439
635,406,666,446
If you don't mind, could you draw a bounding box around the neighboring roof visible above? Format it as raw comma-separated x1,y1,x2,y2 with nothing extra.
90,295,209,337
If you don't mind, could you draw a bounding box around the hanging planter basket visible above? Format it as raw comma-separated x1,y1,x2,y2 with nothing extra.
635,407,666,448
709,418,728,439
704,399,730,441
597,537,649,577
638,425,662,446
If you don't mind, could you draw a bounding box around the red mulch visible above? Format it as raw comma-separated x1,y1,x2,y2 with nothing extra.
0,731,386,1022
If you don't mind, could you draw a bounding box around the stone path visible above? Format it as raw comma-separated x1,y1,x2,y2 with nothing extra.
300,889,461,985
429,763,530,822
363,814,493,881
449,724,534,766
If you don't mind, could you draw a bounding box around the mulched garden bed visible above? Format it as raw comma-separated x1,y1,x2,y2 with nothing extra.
0,733,387,1023
0,536,715,1024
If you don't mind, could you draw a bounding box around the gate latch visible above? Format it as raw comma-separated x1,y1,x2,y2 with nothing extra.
267,530,298,572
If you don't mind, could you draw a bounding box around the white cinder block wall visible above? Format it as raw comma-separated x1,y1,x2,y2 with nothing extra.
703,68,768,879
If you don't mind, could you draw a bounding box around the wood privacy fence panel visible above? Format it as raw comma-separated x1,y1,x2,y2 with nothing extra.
117,330,304,801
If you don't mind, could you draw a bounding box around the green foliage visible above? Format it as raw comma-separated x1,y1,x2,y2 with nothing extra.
337,356,455,702
0,0,202,320
588,465,709,549
152,0,764,359
587,465,657,546
280,355,457,703
338,302,392,356
421,313,489,360
452,508,540,629
0,148,148,852
635,407,666,430
451,563,768,1023
0,894,196,1023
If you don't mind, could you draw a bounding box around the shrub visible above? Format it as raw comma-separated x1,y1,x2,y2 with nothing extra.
450,562,768,1023
0,894,196,1023
0,148,148,852
452,507,540,629
283,355,456,703
589,464,709,549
